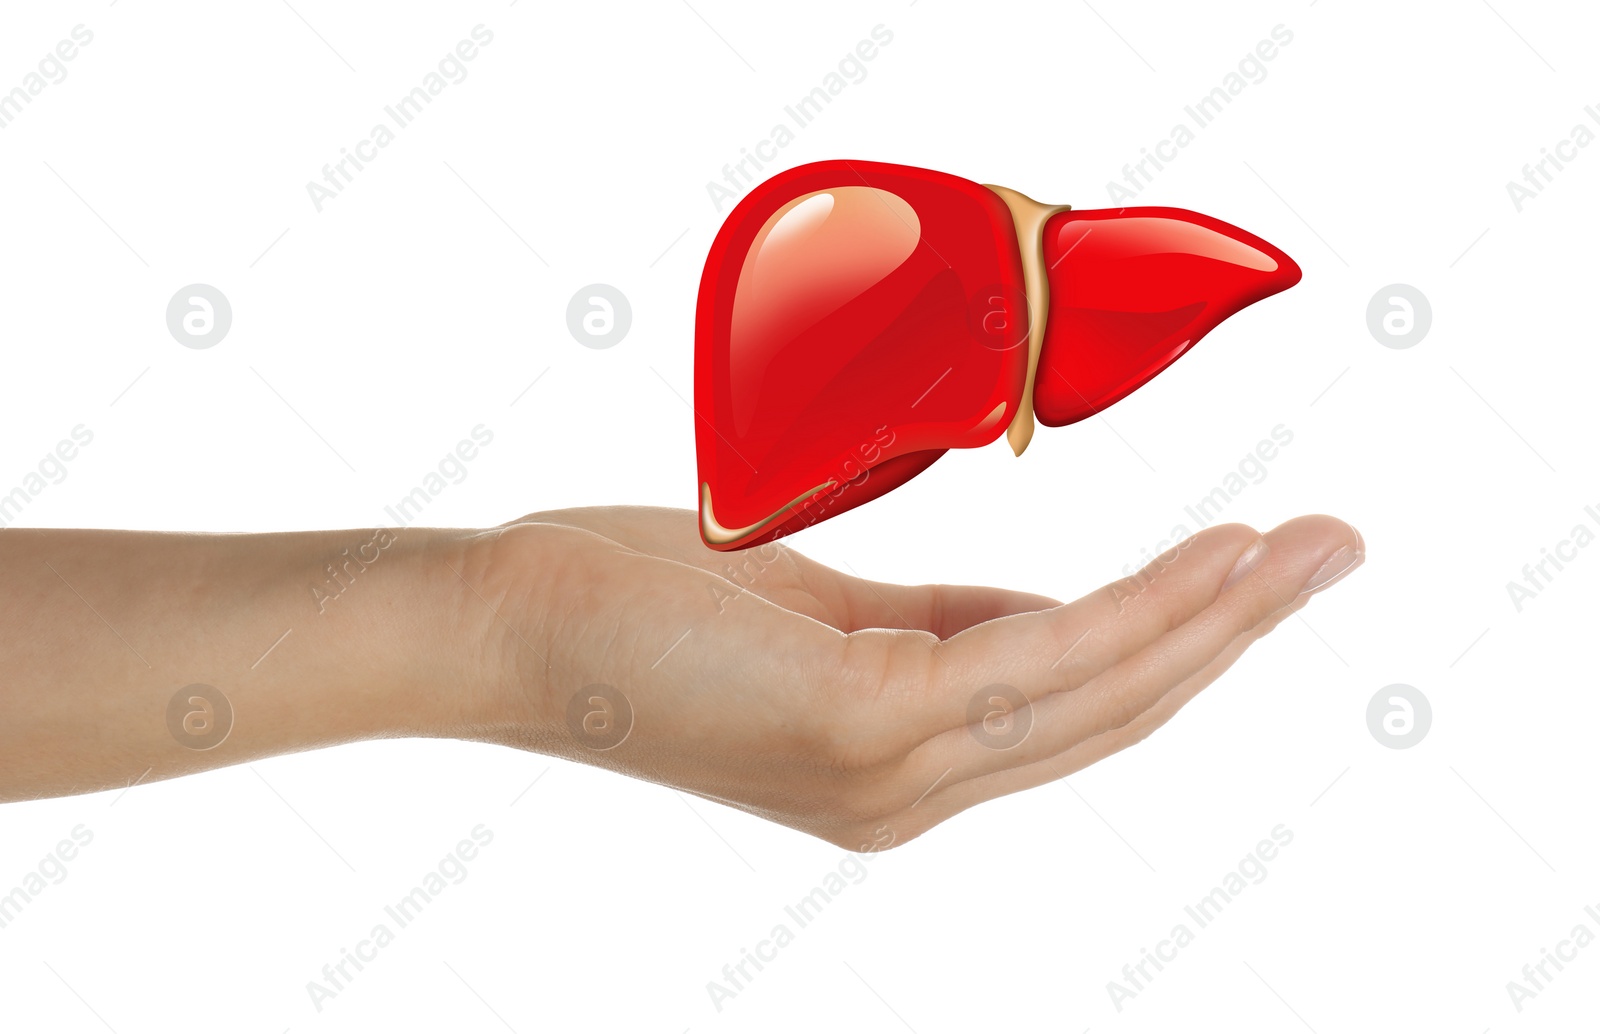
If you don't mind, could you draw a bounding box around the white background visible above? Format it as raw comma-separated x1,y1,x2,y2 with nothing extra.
0,0,1594,1030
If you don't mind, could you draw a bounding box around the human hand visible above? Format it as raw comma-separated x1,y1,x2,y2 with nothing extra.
460,507,1364,850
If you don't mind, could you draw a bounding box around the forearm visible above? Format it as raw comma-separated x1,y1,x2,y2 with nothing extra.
0,526,489,802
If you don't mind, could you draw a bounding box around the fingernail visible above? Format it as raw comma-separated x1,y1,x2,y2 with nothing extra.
1221,538,1269,592
1298,540,1364,598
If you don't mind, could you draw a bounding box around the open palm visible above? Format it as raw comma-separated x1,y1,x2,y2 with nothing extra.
461,506,1362,850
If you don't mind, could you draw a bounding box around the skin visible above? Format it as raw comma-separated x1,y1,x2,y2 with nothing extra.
0,507,1362,850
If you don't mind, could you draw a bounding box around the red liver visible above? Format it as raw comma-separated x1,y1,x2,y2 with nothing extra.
695,160,1300,550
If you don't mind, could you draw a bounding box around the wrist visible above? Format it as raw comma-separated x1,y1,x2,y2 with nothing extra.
224,522,555,752
186,525,480,749
425,521,563,751
307,524,502,742
153,524,493,755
